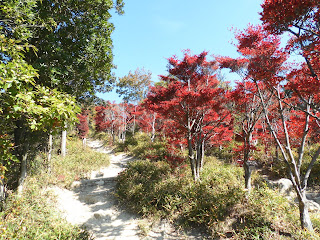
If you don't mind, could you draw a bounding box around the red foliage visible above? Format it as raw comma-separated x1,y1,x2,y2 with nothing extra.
146,51,232,145
134,105,163,137
260,0,319,35
145,50,233,178
261,0,320,104
77,109,89,138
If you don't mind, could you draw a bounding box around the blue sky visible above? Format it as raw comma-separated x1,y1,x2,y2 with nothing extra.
98,0,263,102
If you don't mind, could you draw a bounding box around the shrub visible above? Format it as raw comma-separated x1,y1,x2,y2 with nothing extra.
115,160,175,216
116,157,320,239
114,132,168,162
206,141,237,163
266,144,320,187
116,158,245,230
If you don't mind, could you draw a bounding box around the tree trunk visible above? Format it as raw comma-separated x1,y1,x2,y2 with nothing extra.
61,128,67,157
151,114,156,142
298,192,313,231
195,139,204,181
243,132,252,191
200,141,205,170
17,152,28,195
188,135,197,181
0,181,5,204
14,119,29,195
244,162,252,191
47,132,53,173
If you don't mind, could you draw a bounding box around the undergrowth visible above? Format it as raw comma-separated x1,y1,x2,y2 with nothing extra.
116,158,320,239
43,137,110,188
0,176,93,239
0,137,108,239
114,132,168,162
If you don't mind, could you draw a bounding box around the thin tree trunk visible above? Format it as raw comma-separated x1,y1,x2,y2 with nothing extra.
188,134,197,181
243,132,253,191
200,141,205,170
14,119,29,195
17,151,28,195
47,131,53,173
0,181,5,203
196,142,201,181
195,139,204,181
151,113,156,142
244,163,252,191
61,127,67,157
298,192,314,231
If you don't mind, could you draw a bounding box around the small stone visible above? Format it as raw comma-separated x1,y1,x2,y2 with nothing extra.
96,180,104,186
70,181,81,189
308,200,320,212
95,172,104,178
267,178,293,195
94,213,102,219
80,194,98,204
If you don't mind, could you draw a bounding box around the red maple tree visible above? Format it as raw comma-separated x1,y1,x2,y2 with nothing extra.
145,50,233,181
232,24,320,231
77,109,89,145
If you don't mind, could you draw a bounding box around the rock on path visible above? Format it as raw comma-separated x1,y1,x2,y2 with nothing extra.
50,139,203,240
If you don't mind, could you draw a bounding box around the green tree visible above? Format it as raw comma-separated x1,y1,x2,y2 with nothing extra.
116,68,152,103
0,0,80,191
25,0,124,100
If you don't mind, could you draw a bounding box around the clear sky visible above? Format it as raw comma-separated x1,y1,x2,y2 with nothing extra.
98,0,263,102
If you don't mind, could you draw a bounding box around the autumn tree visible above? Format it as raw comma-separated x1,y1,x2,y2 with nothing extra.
77,109,90,147
230,81,265,190
145,51,233,181
260,0,320,117
260,1,320,231
95,104,120,143
134,105,160,142
234,24,319,232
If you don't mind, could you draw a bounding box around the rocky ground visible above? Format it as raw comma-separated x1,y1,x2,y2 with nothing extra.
50,139,204,240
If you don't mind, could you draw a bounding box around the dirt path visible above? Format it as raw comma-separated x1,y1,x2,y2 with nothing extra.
50,139,202,240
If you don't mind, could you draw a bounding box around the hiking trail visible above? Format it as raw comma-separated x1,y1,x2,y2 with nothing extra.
50,139,203,240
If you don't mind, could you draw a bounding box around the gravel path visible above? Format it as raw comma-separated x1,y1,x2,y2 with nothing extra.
50,139,203,240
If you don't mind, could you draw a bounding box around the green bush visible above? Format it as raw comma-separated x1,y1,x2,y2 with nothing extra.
207,141,238,163
114,132,168,162
116,158,244,230
116,158,320,239
116,160,176,216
